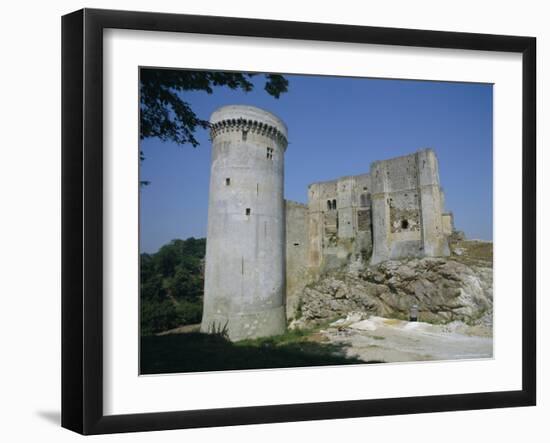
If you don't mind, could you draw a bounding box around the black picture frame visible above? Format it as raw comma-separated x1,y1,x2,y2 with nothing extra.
61,8,536,435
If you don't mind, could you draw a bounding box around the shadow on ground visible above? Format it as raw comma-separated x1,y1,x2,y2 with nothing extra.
141,331,377,375
36,410,60,425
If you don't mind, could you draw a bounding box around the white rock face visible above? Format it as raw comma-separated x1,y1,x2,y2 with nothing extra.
330,312,365,328
348,318,380,331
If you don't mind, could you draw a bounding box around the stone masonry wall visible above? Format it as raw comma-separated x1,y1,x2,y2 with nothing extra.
306,174,373,277
285,200,311,319
370,149,449,263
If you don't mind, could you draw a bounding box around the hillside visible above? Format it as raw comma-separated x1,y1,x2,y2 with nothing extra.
292,240,493,328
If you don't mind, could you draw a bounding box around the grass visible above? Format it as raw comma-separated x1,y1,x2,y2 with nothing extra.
451,240,493,265
140,327,369,375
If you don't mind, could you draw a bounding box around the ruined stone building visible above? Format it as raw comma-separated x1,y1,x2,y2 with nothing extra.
201,105,454,340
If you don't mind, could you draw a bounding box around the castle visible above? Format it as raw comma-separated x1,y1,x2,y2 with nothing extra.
201,105,454,341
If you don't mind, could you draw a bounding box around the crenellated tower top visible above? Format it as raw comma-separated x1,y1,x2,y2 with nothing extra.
209,105,288,149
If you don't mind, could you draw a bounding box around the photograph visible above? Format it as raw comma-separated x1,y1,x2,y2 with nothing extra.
0,0,543,440
138,68,494,375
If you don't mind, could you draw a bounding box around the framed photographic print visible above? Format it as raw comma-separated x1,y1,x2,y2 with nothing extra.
61,8,536,435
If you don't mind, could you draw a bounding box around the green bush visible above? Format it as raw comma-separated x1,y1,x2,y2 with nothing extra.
140,238,206,335
175,299,203,325
141,299,181,335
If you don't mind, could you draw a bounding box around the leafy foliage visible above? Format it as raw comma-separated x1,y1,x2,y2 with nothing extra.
140,238,206,335
140,69,289,147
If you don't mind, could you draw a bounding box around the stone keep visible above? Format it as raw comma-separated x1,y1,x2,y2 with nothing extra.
200,105,288,341
370,149,450,263
294,150,452,279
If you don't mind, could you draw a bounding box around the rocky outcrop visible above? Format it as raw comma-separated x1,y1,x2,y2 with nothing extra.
293,252,492,328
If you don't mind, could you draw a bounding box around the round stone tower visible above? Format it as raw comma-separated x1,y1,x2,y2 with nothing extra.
200,105,288,341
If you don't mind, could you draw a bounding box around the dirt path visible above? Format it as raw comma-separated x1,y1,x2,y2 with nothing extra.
321,316,493,363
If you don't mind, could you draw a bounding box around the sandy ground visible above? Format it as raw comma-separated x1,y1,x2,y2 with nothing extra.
321,316,493,363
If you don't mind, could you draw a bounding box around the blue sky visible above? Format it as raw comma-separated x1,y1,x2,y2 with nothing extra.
140,73,493,253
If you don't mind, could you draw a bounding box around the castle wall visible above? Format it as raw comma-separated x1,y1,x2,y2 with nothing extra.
417,149,450,257
306,174,373,275
442,213,454,236
337,177,355,239
285,200,310,319
307,180,337,273
353,174,374,263
201,106,288,341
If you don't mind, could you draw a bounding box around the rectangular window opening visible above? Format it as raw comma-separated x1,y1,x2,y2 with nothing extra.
225,178,230,186
246,208,251,216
